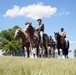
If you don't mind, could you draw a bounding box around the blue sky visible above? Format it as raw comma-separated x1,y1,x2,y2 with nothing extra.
0,0,76,58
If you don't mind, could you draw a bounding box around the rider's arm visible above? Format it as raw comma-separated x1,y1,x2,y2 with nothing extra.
35,23,44,30
35,25,42,30
63,32,66,38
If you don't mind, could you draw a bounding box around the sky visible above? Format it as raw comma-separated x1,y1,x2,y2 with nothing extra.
0,0,76,58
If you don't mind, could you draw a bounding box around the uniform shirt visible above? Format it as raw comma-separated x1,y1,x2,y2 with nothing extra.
59,31,66,37
38,22,44,32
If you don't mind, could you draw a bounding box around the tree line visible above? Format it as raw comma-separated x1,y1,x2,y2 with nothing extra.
0,26,22,56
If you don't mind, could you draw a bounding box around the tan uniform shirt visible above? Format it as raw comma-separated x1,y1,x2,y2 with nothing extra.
59,31,66,37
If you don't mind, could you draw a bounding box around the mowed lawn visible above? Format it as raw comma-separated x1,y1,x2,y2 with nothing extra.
0,56,76,75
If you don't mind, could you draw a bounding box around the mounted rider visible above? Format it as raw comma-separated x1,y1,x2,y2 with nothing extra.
48,36,55,48
35,19,44,44
59,28,67,42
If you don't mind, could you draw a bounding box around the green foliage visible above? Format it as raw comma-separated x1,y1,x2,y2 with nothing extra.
0,26,22,56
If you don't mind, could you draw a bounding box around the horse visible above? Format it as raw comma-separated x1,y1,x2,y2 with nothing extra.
48,36,56,58
24,22,49,58
54,32,70,58
14,29,30,57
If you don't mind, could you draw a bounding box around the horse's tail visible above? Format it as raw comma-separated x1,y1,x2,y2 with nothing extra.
66,40,70,49
43,34,49,46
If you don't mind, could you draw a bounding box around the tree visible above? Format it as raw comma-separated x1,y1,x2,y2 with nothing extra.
0,26,22,56
74,49,76,58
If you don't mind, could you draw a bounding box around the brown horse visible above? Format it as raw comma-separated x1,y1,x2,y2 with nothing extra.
14,29,30,57
54,32,70,58
24,22,49,57
48,36,56,58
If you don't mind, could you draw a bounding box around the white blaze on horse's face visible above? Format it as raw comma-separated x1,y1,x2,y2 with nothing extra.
15,30,18,35
15,29,19,35
14,29,20,39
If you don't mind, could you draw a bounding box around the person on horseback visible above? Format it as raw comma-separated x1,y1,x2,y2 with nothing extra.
35,19,44,44
49,36,55,48
59,28,67,42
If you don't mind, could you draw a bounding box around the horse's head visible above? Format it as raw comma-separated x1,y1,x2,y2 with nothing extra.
14,29,21,39
54,32,60,41
24,22,34,35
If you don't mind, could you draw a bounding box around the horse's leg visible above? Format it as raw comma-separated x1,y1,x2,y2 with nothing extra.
26,46,30,57
51,47,55,58
30,44,33,58
37,46,39,57
62,47,66,59
48,46,51,58
65,41,69,58
58,48,61,58
32,48,35,58
22,45,25,57
35,47,37,58
65,48,69,58
53,47,55,58
62,41,68,59
31,47,37,58
44,44,48,57
39,45,43,57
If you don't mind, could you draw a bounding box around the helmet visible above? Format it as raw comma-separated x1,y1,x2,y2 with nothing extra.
25,22,29,25
37,19,42,22
61,28,64,30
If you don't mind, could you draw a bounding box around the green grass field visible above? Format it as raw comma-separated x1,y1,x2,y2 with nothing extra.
0,56,76,75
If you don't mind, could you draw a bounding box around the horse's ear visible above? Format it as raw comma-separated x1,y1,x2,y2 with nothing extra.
54,32,55,34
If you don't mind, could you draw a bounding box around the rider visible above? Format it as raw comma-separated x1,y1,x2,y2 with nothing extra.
35,19,44,44
59,28,67,41
49,36,55,48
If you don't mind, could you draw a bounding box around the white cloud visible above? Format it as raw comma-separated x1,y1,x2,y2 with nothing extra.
4,2,57,19
69,41,76,44
4,5,20,17
59,11,65,16
59,11,70,16
65,11,70,15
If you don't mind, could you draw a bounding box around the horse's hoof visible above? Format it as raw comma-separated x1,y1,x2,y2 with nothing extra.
62,55,65,59
35,56,37,58
66,55,69,59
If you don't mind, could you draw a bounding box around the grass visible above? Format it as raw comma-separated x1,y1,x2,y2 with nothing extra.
0,56,76,75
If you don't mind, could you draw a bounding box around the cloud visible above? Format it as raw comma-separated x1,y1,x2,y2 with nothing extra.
69,41,76,44
4,2,57,19
4,5,20,17
65,11,70,15
59,11,70,16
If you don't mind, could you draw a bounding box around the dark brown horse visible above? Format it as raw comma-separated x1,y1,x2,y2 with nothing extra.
24,22,49,57
54,32,70,58
14,29,30,57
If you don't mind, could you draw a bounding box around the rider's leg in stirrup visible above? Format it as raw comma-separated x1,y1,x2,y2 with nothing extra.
40,31,43,43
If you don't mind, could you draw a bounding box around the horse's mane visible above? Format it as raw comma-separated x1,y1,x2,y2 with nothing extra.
54,32,61,42
27,23,35,38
